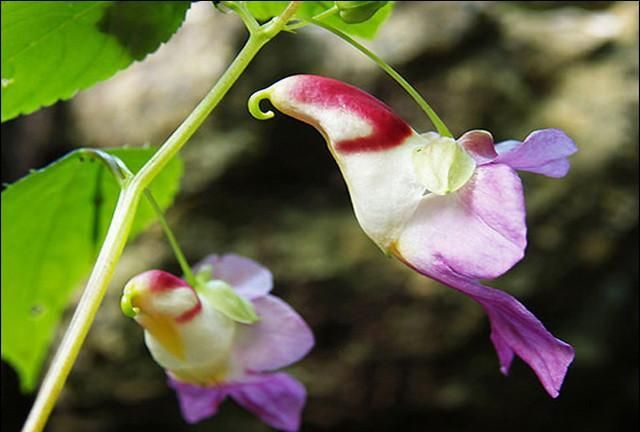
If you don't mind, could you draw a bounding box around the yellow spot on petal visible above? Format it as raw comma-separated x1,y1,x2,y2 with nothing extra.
139,314,185,360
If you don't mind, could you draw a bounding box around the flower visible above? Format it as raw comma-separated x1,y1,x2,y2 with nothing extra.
121,254,314,431
251,75,577,397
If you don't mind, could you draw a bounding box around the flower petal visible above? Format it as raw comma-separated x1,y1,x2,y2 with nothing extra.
228,372,306,432
457,129,498,164
167,376,227,424
194,254,273,300
233,295,314,372
261,75,426,249
395,163,526,280
493,128,577,178
426,259,575,398
266,75,414,154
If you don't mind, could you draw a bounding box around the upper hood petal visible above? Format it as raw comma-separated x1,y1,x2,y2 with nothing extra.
266,74,415,155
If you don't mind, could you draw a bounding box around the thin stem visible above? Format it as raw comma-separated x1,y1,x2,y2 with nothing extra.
21,3,300,430
131,37,267,193
313,5,339,21
143,189,195,286
285,5,338,31
309,18,454,138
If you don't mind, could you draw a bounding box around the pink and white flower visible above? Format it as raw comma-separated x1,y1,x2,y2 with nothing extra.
121,254,314,431
251,75,577,397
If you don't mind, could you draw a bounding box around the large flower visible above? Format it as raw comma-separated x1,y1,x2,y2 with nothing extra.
251,75,577,397
121,254,314,431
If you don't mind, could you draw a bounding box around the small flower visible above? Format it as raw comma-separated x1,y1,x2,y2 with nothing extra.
121,254,314,431
251,75,577,397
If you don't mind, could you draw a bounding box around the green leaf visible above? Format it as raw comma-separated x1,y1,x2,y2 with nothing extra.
1,1,191,122
197,280,259,324
244,1,290,20
246,1,394,39
1,147,183,392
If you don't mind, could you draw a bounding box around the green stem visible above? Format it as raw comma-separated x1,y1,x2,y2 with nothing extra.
285,5,338,31
78,148,130,187
131,39,265,192
221,1,260,33
77,149,196,285
143,189,196,286
21,3,300,432
309,18,454,138
22,186,140,432
132,1,301,192
313,5,339,21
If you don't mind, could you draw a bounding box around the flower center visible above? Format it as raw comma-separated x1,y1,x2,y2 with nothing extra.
412,132,476,195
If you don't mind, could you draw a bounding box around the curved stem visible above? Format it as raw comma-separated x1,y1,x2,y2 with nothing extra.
77,148,131,187
222,1,259,33
21,3,300,431
309,18,453,138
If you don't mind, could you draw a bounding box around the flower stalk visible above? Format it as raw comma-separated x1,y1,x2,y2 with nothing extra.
308,17,453,138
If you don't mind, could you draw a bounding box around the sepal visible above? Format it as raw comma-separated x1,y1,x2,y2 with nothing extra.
197,279,260,324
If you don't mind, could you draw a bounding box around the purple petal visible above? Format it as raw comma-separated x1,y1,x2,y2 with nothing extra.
194,254,273,300
396,163,526,280
493,128,577,178
427,259,575,398
233,295,314,372
228,372,306,432
458,129,498,164
167,375,227,424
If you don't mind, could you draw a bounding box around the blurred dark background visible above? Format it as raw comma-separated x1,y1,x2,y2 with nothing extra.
2,2,638,431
